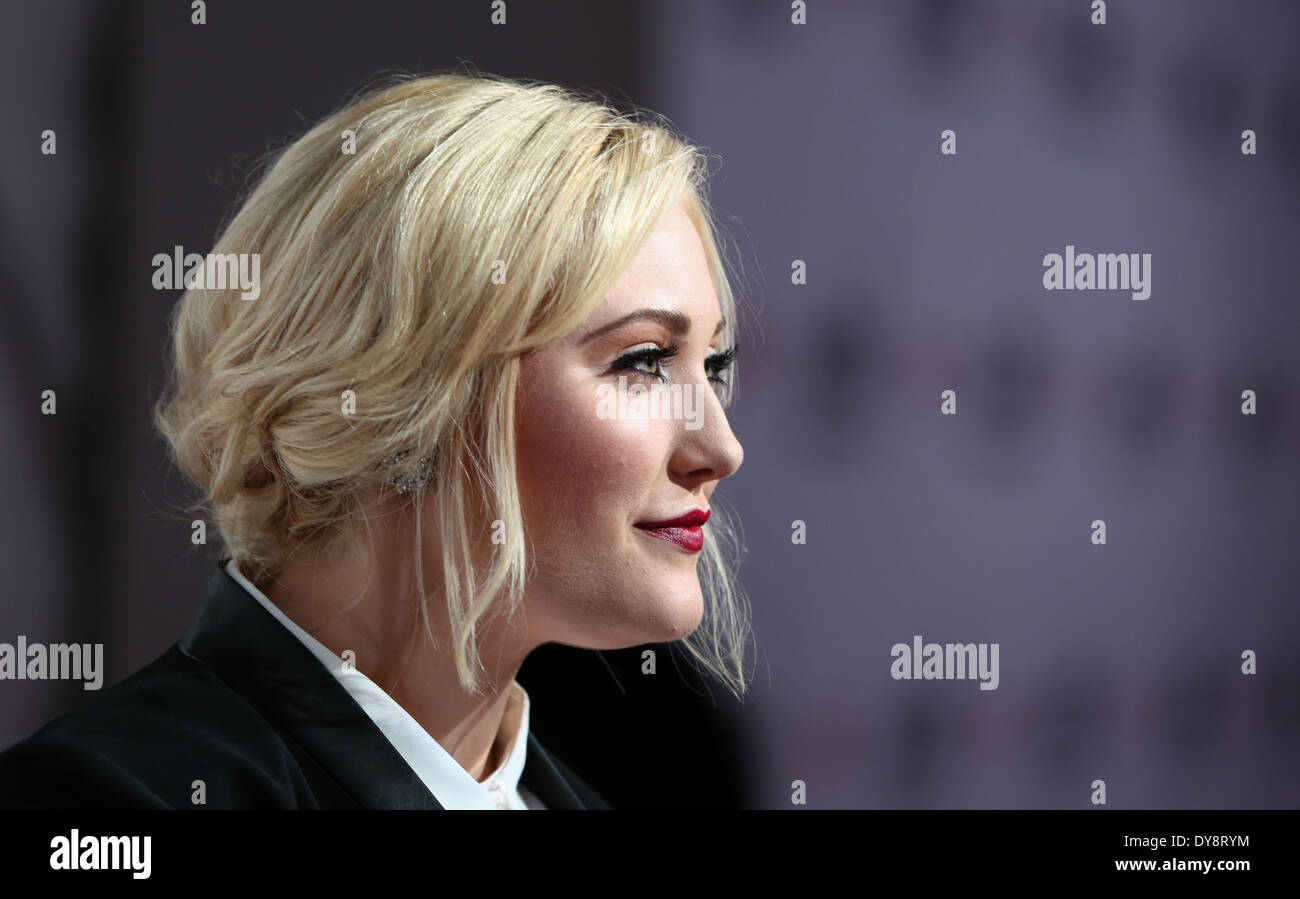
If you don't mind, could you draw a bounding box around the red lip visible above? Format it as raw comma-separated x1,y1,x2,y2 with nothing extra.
634,508,709,553
636,508,710,529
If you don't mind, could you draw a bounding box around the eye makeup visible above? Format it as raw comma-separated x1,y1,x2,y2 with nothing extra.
609,342,736,386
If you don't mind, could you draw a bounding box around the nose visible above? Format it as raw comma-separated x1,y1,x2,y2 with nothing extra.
669,380,744,485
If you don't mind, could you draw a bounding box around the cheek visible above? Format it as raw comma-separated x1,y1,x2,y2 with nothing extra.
513,357,705,646
517,377,667,527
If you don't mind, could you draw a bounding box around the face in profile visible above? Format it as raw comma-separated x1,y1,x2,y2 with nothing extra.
514,202,744,650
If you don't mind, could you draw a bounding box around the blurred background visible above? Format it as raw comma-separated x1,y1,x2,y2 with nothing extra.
1,0,1296,808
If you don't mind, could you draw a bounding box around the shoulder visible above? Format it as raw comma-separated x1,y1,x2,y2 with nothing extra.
0,646,310,809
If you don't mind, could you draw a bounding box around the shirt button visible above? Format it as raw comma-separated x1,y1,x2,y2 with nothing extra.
488,782,509,809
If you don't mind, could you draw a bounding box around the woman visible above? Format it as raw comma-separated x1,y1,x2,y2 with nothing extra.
0,72,749,809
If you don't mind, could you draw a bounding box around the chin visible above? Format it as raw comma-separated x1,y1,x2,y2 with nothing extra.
576,580,705,649
639,580,706,643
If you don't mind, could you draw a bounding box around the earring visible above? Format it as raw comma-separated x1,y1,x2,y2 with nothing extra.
384,449,435,495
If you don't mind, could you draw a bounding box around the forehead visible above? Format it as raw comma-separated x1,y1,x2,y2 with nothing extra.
593,204,719,323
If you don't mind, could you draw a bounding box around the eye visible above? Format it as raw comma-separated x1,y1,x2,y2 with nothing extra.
608,342,736,386
610,343,678,382
705,346,737,385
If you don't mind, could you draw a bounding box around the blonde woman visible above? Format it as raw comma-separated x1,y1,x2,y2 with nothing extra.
0,72,748,809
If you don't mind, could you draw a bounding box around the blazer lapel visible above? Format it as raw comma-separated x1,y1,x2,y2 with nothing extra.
179,562,443,809
521,732,589,809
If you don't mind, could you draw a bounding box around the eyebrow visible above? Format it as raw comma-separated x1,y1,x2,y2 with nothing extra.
579,308,726,344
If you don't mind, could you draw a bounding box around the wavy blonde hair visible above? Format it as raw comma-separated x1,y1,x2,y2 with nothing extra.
155,71,750,698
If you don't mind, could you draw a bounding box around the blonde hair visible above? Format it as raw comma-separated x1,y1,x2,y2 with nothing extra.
155,71,751,699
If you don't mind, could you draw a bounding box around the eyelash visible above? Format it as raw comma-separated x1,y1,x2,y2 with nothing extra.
611,343,737,386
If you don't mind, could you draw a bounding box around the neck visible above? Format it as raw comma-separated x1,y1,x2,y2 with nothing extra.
260,504,538,782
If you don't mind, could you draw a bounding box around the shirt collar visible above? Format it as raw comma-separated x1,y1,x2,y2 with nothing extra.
224,558,532,809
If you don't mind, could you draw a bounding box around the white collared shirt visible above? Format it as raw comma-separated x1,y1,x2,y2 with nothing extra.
224,559,543,809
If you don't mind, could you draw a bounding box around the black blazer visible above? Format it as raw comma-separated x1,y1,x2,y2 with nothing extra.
0,562,610,809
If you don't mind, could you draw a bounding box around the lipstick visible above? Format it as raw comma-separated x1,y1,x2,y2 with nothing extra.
634,508,709,553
